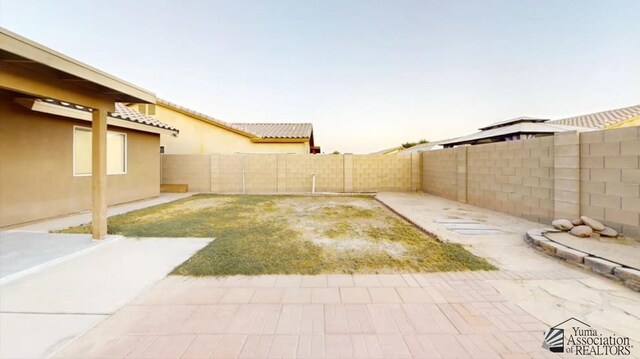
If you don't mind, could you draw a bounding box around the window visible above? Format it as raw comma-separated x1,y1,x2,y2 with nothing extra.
73,126,127,176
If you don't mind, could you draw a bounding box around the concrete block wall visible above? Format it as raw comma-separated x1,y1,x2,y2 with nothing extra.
352,155,413,192
162,153,419,195
422,127,640,237
284,154,344,193
422,148,459,201
553,132,580,220
161,154,211,193
466,136,555,223
580,127,640,238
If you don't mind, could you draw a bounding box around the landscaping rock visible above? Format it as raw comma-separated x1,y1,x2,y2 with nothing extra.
599,227,618,237
570,225,593,238
571,218,584,226
584,257,621,275
581,216,605,231
552,219,573,231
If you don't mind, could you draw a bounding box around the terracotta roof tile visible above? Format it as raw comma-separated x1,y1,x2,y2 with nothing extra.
230,123,313,139
112,103,178,132
550,104,640,129
42,99,178,133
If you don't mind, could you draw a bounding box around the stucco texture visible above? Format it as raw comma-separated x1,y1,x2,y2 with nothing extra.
151,105,309,155
0,93,160,227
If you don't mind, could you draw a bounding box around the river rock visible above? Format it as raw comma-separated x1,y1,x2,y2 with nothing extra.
580,216,605,231
570,225,593,238
571,218,584,226
599,227,618,237
552,219,574,231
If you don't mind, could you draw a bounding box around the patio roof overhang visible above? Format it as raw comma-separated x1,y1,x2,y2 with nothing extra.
0,28,155,104
0,27,158,240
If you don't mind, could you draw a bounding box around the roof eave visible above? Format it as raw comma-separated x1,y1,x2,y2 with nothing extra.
156,100,257,139
1,27,155,104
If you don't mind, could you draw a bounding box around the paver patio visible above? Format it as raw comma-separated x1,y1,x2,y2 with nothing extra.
52,193,640,358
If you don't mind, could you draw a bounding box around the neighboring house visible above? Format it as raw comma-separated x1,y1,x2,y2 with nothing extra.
369,146,404,155
0,28,177,236
549,104,640,129
129,99,320,154
397,140,450,154
441,117,592,148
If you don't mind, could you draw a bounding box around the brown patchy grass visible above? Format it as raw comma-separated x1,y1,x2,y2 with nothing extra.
58,194,495,275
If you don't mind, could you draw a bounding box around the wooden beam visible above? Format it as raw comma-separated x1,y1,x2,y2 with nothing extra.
0,61,115,110
91,107,108,240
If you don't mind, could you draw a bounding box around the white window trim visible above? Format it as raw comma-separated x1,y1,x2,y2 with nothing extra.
73,126,128,177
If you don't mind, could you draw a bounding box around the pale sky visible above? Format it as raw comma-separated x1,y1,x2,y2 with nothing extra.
1,0,639,153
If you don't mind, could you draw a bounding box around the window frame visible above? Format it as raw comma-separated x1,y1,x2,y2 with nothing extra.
73,125,128,177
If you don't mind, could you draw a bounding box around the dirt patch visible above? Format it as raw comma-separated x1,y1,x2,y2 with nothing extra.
59,194,495,275
309,237,406,258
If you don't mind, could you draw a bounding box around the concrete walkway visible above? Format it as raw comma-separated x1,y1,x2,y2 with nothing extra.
0,237,211,358
377,193,640,350
4,193,193,233
51,193,640,358
0,232,107,281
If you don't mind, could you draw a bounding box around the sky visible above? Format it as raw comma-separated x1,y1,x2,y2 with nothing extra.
1,0,639,153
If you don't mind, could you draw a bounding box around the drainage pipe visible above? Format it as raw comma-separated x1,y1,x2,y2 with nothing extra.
311,173,317,194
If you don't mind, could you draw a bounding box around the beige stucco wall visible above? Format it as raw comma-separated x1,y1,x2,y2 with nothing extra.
162,153,420,194
149,105,309,154
0,93,160,227
608,116,640,129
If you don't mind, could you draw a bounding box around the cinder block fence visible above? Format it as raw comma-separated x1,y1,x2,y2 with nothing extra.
422,126,640,238
161,126,639,237
161,153,423,194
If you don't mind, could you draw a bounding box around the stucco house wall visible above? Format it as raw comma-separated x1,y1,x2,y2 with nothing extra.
0,93,160,227
149,104,309,154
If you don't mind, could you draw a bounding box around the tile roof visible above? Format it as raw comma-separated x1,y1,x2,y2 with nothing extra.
549,104,640,129
441,122,594,147
41,99,178,133
157,99,312,139
479,116,549,131
112,103,178,132
230,123,313,139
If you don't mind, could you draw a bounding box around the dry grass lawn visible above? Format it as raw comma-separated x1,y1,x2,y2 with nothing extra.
60,194,495,275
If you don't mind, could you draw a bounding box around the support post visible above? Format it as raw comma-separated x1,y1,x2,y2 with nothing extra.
92,108,108,240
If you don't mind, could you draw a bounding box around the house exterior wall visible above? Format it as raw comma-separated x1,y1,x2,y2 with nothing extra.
422,127,640,237
607,116,640,129
0,94,160,227
150,105,309,154
161,153,421,194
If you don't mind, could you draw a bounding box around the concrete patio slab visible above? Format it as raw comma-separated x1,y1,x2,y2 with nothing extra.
42,192,640,359
4,193,193,233
376,193,640,352
0,237,211,358
0,232,113,281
